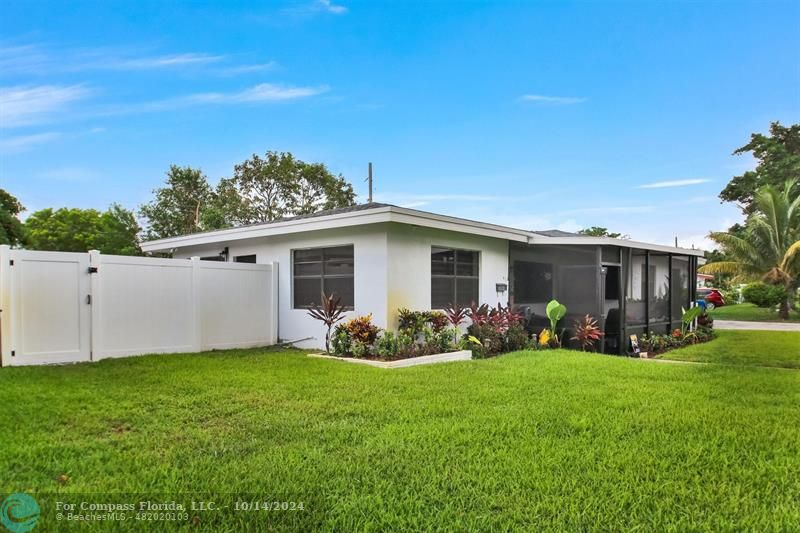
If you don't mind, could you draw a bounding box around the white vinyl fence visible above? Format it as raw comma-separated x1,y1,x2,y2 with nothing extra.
0,245,278,367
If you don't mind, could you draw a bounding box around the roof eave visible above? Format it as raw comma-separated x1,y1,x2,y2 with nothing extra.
527,234,705,256
140,205,530,252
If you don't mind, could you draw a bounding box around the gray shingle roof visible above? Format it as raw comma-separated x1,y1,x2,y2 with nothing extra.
531,229,581,237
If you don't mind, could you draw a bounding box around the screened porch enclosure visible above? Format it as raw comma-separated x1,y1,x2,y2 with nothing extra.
509,243,698,354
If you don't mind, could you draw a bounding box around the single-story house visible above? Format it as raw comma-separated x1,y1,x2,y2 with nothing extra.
141,203,704,354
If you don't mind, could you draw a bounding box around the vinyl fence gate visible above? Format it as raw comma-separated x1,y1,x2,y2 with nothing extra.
0,246,278,367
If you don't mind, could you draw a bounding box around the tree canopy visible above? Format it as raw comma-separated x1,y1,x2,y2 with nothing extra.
230,151,356,224
719,122,800,213
25,204,141,255
138,154,356,240
578,227,629,239
701,180,800,318
0,188,26,246
139,165,222,240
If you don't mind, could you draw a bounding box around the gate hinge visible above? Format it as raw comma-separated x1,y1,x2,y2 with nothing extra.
9,259,13,266
11,350,15,357
88,266,98,274
86,294,92,305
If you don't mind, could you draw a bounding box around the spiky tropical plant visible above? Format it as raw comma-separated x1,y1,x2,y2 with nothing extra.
444,303,468,329
307,292,347,353
571,314,604,351
701,179,800,319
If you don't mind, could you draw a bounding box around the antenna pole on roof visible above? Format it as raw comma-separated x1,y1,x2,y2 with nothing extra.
367,162,373,203
675,236,678,247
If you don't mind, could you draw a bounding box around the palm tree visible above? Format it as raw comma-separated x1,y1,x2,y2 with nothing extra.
701,180,800,319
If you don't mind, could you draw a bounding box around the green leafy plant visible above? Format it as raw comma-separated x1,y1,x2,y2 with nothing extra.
428,311,449,333
571,314,604,351
701,178,800,319
504,323,530,352
397,308,430,336
375,331,400,359
681,306,702,334
307,292,347,353
331,325,352,356
741,282,789,308
545,299,567,346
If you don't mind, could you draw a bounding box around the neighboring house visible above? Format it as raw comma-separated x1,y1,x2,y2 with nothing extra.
141,203,704,353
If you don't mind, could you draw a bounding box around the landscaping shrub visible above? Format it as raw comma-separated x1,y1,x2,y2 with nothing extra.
331,315,380,357
397,308,429,335
398,308,450,335
504,323,529,352
742,282,788,308
571,314,604,351
428,311,449,333
466,322,504,357
344,314,380,345
375,331,400,358
333,312,459,359
465,304,528,357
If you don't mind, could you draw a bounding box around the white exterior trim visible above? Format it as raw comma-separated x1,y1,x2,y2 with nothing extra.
527,234,705,256
141,204,705,257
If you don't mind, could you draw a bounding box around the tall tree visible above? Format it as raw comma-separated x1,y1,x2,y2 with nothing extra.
578,226,629,239
24,205,141,255
97,204,142,256
720,122,800,213
701,180,800,318
231,151,356,223
139,165,220,240
0,188,26,246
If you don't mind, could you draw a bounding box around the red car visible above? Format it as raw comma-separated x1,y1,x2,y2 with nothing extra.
697,288,725,309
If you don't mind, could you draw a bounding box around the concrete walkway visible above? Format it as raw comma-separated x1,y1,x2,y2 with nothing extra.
714,320,800,332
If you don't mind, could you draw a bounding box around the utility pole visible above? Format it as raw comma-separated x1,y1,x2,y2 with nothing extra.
367,162,373,203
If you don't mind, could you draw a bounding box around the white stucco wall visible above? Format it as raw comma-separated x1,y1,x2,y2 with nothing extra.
385,222,510,329
170,224,389,350
168,221,510,349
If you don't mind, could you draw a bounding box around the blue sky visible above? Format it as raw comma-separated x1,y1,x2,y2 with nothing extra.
1,0,798,249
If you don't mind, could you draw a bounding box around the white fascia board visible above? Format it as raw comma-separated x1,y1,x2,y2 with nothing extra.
387,207,530,242
141,205,529,252
141,207,394,252
527,234,706,257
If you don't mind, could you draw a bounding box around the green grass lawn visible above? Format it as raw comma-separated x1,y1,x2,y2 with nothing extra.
710,302,800,322
659,330,800,369
1,343,799,531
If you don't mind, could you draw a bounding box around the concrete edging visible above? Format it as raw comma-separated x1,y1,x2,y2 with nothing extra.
308,350,473,368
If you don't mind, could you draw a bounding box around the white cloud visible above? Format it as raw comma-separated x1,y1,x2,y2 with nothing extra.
100,53,224,70
375,192,544,204
520,94,587,105
317,0,348,14
0,44,225,74
0,131,61,153
187,83,329,104
638,178,711,189
282,0,348,17
0,85,91,128
219,61,279,76
557,205,657,216
94,83,329,116
39,167,99,182
0,44,50,74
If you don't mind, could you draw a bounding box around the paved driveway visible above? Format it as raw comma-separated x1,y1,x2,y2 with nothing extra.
715,320,800,332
